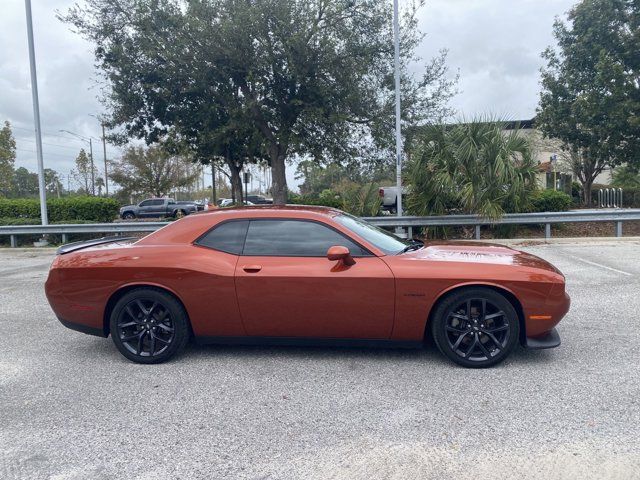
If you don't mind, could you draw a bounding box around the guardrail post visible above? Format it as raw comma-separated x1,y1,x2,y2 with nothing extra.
408,226,413,239
475,225,481,240
10,235,18,248
616,221,623,237
61,233,68,244
545,224,551,240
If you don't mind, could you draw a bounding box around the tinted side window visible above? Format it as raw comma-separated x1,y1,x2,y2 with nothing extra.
151,199,165,206
243,220,369,257
196,220,249,254
139,200,152,207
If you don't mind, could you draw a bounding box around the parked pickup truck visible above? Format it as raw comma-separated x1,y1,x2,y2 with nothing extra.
119,198,201,219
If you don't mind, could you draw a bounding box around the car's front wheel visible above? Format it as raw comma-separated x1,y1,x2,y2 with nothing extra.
109,288,190,364
431,288,520,368
174,209,186,218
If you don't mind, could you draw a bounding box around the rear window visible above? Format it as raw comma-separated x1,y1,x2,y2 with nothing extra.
195,220,249,254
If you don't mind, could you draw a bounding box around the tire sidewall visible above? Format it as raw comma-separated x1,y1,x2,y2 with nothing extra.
431,288,520,368
109,288,189,364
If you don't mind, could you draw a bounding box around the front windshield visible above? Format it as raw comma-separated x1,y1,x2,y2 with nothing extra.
334,214,409,255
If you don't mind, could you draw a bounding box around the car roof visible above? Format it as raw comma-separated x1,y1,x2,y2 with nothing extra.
136,204,345,246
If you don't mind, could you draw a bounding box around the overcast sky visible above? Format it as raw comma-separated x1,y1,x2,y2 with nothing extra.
0,0,575,193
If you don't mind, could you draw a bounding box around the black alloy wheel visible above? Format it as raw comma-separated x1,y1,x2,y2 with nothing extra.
110,288,189,364
432,288,520,368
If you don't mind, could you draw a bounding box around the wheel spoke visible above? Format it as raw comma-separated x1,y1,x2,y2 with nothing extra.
156,322,173,332
452,331,470,350
481,299,487,321
136,331,146,354
446,324,466,333
125,305,138,321
477,337,493,358
149,332,156,356
136,300,148,316
484,331,504,350
121,332,141,342
147,302,158,316
464,336,479,358
484,311,505,321
484,324,508,333
154,336,170,345
118,321,137,329
450,313,468,321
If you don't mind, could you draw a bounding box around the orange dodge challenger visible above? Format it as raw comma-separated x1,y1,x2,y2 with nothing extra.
45,206,570,368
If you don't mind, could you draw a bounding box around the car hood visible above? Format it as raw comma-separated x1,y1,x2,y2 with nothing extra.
402,241,562,274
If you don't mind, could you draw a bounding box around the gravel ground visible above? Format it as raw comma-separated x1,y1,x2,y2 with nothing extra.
0,241,639,480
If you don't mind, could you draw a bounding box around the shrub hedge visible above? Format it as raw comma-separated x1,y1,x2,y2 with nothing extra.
0,197,119,223
530,189,573,212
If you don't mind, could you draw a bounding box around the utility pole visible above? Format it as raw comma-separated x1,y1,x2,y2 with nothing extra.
88,137,95,195
24,0,48,225
101,123,108,196
393,0,403,222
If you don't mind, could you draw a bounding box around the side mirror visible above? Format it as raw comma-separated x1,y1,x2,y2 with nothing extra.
327,245,356,266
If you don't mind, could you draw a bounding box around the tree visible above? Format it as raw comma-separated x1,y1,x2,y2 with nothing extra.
73,149,96,194
44,168,63,198
537,0,640,206
12,167,39,198
611,165,640,188
405,120,539,219
0,121,16,197
95,177,105,197
61,0,456,204
109,145,199,198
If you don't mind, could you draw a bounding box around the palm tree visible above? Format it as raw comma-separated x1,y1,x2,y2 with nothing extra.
406,119,539,219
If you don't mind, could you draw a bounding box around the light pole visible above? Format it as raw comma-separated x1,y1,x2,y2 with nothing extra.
393,0,403,221
89,114,109,196
61,130,96,195
24,0,48,225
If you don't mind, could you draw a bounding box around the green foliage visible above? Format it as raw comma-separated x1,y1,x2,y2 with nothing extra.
0,121,16,197
537,0,640,204
109,146,199,198
290,183,380,216
405,119,539,219
0,197,119,223
612,165,640,188
61,0,456,204
530,189,573,212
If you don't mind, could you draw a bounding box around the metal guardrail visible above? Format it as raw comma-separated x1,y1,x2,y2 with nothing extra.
1,209,640,247
364,209,640,239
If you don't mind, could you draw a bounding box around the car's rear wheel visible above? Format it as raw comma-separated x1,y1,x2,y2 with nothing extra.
122,212,135,220
109,288,189,364
175,209,186,219
431,288,520,368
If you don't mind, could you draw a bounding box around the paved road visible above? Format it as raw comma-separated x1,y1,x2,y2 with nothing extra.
1,242,639,480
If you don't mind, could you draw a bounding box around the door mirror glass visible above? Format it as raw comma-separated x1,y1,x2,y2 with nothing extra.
327,245,356,266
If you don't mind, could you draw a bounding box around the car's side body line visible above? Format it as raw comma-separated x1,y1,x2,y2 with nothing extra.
193,335,422,349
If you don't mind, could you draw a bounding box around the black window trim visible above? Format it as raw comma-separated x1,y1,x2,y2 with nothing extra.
193,217,374,258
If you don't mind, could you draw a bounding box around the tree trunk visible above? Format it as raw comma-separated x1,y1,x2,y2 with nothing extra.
228,161,243,205
583,177,594,207
270,150,288,205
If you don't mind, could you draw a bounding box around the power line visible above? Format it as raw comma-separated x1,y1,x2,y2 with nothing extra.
17,137,84,151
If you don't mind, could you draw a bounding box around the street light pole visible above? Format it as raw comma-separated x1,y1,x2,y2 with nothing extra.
101,123,108,196
393,0,403,221
24,0,48,225
88,137,95,196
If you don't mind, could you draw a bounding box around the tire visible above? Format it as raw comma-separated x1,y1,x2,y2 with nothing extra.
431,288,520,368
174,209,186,219
122,212,135,220
109,288,190,364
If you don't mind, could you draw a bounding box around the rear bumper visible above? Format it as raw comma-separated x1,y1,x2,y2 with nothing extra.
57,317,107,338
523,327,561,349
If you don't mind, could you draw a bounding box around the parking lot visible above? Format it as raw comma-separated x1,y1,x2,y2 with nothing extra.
0,241,639,480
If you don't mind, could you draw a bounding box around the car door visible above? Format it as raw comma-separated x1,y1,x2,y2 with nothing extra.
234,218,395,339
136,199,154,217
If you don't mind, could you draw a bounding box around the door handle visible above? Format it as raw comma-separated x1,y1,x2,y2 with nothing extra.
242,265,262,273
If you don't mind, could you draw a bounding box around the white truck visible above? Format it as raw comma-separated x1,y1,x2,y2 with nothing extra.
379,186,408,213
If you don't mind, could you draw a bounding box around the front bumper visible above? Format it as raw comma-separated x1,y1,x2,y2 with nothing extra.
523,327,561,349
